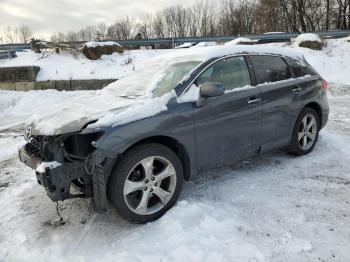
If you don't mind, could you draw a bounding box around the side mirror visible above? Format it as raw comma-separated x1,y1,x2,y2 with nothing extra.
200,82,225,98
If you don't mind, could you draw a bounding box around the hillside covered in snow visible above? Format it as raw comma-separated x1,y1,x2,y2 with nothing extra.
0,49,168,81
0,37,349,85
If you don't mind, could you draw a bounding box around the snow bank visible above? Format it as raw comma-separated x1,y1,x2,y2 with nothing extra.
0,136,24,162
299,38,350,85
0,49,169,81
83,41,122,48
294,33,322,47
224,37,254,46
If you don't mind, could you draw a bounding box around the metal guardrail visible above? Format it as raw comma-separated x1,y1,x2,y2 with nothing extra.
1,30,350,50
1,43,31,50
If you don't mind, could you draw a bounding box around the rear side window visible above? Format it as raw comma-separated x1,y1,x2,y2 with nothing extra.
285,58,318,77
250,55,291,84
286,60,306,77
195,56,251,91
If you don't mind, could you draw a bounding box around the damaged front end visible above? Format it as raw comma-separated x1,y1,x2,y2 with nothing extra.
19,130,108,209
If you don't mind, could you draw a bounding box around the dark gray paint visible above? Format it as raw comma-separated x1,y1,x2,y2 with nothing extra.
193,88,262,171
95,54,328,182
18,52,330,211
90,55,330,216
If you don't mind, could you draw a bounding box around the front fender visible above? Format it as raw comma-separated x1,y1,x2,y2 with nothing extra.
91,102,196,211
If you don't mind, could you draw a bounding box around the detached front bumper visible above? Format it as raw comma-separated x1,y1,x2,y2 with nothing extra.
19,144,91,202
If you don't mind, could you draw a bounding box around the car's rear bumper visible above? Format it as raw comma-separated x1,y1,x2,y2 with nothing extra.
19,144,90,201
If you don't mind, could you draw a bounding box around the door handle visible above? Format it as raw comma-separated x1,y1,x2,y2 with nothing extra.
293,85,302,93
248,97,262,104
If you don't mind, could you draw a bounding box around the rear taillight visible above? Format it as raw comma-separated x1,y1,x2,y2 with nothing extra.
322,80,328,90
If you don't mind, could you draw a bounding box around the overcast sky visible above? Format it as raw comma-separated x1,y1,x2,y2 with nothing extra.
0,0,197,40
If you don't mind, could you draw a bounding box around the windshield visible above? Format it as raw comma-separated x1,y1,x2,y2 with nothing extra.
153,61,201,97
101,53,204,98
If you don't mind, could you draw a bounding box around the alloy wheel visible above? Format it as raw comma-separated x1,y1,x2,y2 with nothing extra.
298,113,317,151
123,156,177,215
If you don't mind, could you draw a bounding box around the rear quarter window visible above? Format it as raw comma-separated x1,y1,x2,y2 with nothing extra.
285,58,317,77
286,60,306,77
250,55,291,84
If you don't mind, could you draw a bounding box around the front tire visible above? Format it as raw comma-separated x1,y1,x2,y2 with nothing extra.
107,143,184,223
286,107,320,156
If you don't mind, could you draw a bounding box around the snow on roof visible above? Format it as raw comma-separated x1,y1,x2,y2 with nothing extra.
103,45,305,98
84,41,122,48
294,33,322,46
173,44,305,62
224,37,254,46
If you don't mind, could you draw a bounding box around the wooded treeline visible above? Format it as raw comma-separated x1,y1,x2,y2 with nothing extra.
1,0,350,44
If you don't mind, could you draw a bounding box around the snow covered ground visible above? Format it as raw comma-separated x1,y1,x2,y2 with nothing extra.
0,38,350,261
0,49,168,81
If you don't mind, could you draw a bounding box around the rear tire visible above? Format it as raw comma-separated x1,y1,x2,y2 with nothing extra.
107,143,183,223
286,107,320,156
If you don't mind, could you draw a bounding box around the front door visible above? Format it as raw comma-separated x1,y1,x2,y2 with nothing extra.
193,56,263,171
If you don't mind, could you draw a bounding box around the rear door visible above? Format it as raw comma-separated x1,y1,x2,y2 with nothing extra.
193,56,263,171
249,55,303,151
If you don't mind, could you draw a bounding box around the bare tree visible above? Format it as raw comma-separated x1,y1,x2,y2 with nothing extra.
108,17,134,40
17,24,33,43
96,22,107,39
5,26,17,43
153,12,165,38
25,0,350,45
326,0,331,30
163,7,178,37
65,31,79,42
137,14,154,38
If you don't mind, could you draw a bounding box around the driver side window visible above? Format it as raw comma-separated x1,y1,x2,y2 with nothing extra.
195,56,251,91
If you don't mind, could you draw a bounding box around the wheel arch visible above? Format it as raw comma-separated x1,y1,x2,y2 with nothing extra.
110,135,192,182
288,102,322,146
304,102,322,127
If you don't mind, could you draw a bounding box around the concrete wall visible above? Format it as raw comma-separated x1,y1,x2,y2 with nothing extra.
0,66,40,82
0,66,117,91
0,79,117,91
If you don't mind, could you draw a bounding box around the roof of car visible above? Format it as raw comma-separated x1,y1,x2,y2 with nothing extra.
155,45,306,65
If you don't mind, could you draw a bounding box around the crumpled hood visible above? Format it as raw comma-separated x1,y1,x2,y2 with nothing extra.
25,92,135,136
25,89,174,136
